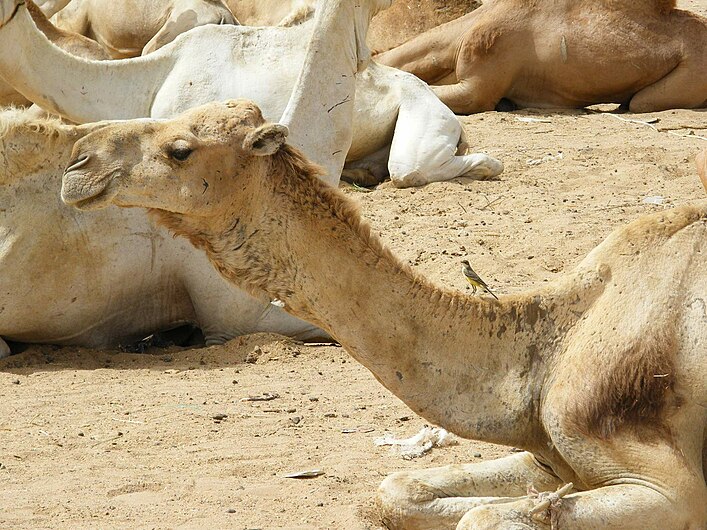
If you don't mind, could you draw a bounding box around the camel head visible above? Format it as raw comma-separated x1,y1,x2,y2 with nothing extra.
0,0,23,28
61,99,289,216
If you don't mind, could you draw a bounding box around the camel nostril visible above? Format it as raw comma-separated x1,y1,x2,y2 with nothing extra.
65,154,91,173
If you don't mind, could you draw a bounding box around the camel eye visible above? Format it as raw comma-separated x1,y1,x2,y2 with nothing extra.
170,147,193,161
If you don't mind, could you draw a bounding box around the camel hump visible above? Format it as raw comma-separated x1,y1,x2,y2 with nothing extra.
579,201,707,271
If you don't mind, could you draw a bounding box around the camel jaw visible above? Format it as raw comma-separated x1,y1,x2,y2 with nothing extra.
61,167,119,211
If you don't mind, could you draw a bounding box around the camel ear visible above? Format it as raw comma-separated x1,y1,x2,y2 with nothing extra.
243,124,289,156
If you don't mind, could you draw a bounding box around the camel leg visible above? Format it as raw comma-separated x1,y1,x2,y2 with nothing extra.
387,87,503,188
0,337,11,359
628,62,707,113
377,452,565,530
342,144,392,186
431,82,499,115
455,480,707,530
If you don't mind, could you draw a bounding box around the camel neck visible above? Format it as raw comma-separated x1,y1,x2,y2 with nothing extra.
0,6,173,122
280,0,375,184
182,152,594,448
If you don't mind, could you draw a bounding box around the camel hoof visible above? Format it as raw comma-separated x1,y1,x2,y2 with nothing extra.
462,155,504,180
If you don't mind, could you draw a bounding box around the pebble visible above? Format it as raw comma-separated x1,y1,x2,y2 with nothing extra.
212,414,228,421
474,453,482,458
226,508,236,514
11,380,20,385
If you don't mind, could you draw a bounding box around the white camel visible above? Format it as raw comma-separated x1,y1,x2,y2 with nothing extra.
49,0,237,57
0,0,502,187
0,107,324,358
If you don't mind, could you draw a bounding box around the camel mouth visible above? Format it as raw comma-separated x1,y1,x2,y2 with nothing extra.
61,169,119,211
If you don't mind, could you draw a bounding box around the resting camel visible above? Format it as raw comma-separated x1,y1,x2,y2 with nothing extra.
229,0,482,52
62,99,707,529
0,0,108,107
0,107,323,358
50,0,237,57
375,0,707,114
698,148,707,193
0,0,501,187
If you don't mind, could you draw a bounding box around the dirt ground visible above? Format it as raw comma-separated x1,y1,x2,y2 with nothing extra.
1,2,706,528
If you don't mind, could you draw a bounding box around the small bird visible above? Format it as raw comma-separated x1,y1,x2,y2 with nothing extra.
461,260,499,300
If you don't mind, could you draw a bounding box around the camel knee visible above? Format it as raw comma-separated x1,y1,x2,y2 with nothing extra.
377,471,440,529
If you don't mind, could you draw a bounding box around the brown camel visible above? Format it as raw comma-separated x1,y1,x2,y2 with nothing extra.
61,100,707,529
698,148,707,193
0,0,109,107
375,0,707,114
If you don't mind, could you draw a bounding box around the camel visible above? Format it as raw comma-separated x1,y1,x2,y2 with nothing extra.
61,99,707,529
0,0,109,107
375,0,707,114
228,0,482,52
225,0,315,27
698,148,707,193
0,0,502,187
50,0,237,58
0,106,324,358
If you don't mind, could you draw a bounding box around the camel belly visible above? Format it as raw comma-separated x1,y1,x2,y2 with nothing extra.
506,14,683,108
0,175,195,346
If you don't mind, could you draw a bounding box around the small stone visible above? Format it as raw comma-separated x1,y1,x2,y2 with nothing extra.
11,380,19,385
286,408,296,413
398,416,411,422
78,432,85,437
290,416,301,425
226,508,236,514
212,414,228,421
308,397,319,402
323,413,337,418
246,346,262,364
474,453,482,458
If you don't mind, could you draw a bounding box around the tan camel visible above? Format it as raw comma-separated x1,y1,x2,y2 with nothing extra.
375,0,707,113
698,148,707,193
0,0,108,107
0,106,323,358
51,0,237,57
229,0,481,52
62,100,707,529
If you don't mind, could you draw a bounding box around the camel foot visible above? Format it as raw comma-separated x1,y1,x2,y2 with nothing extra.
0,337,11,359
341,168,386,187
460,154,504,180
391,169,426,188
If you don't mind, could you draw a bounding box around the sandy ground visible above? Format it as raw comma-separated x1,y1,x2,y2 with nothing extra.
1,2,706,528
